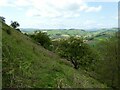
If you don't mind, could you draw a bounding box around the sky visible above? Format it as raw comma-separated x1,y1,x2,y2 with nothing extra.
0,0,119,29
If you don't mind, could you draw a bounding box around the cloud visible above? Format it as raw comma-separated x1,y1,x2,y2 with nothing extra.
26,0,84,18
0,0,102,18
25,0,102,18
85,20,96,24
85,5,102,12
0,0,14,7
13,0,31,7
0,0,32,7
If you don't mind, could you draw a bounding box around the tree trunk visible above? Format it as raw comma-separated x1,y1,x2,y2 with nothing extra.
71,59,79,69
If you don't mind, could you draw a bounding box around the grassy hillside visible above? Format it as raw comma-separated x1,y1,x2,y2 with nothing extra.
2,22,108,88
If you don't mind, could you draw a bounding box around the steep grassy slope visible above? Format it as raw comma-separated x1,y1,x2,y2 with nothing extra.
2,22,108,88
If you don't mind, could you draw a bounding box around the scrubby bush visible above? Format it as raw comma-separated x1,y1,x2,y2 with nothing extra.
16,28,21,32
29,31,52,50
24,33,29,36
6,29,11,35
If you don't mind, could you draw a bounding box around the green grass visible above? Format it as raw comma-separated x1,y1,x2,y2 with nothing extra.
2,22,108,88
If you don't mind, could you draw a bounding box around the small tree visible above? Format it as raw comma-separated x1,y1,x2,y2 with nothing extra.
11,21,20,29
57,37,95,69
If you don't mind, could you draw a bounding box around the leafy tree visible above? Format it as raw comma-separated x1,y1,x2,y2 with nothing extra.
57,37,96,69
10,21,20,29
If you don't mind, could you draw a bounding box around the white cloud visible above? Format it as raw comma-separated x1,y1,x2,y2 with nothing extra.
25,0,102,18
14,0,31,7
26,0,84,18
0,0,102,18
0,0,31,7
0,0,8,7
26,9,39,17
84,20,96,25
85,5,102,12
0,0,14,7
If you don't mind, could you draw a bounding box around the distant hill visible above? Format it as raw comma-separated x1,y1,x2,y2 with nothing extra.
20,28,117,37
2,22,108,88
20,28,40,34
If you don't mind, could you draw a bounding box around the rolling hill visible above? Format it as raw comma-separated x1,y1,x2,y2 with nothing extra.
2,22,108,88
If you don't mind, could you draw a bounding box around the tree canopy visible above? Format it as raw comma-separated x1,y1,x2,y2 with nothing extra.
56,37,97,69
10,21,20,29
29,31,52,49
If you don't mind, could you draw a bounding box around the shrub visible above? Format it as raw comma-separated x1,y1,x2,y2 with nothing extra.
16,28,21,32
6,29,11,35
29,31,52,50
